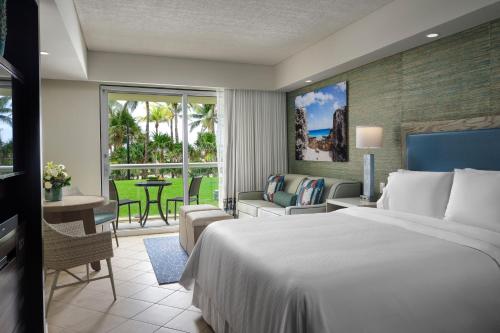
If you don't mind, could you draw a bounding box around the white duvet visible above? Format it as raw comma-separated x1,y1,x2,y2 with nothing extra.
180,208,500,333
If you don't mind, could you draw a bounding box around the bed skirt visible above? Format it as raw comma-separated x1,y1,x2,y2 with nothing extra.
193,282,234,333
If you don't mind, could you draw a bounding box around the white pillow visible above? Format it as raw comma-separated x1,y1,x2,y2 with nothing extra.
380,170,453,218
444,169,500,232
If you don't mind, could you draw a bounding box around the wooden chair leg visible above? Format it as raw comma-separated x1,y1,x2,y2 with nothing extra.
46,270,60,317
106,258,117,301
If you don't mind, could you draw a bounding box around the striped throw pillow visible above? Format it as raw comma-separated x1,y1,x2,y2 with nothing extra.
263,175,285,202
296,178,325,206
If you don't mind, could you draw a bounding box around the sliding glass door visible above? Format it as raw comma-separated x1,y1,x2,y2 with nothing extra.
100,86,217,225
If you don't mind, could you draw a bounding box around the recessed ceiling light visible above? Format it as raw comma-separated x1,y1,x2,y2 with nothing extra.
426,33,439,38
40,51,49,55
305,80,312,83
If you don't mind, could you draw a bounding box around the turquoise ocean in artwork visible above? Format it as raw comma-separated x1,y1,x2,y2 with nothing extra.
308,128,331,138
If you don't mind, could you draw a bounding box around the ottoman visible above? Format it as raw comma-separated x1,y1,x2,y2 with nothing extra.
179,204,220,252
186,210,233,254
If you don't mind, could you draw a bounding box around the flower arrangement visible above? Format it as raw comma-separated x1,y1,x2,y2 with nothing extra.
43,162,71,192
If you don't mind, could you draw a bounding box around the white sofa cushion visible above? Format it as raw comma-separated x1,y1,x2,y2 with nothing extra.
238,200,280,217
258,206,286,217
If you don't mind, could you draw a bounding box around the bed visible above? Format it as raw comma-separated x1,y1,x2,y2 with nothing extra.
180,116,500,333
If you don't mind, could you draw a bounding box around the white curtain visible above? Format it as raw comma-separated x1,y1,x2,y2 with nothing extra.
217,89,287,211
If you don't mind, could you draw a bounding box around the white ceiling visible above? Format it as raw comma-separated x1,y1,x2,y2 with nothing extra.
73,0,393,65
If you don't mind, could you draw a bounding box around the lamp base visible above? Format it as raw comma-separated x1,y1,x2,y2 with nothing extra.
363,153,375,202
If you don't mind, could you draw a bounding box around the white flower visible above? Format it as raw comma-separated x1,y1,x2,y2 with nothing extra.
50,169,59,177
44,182,53,189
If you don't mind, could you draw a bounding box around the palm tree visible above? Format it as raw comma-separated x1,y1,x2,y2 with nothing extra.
144,101,150,163
189,104,216,133
151,133,172,163
195,132,217,162
108,100,140,151
167,102,182,143
149,103,173,134
0,96,12,126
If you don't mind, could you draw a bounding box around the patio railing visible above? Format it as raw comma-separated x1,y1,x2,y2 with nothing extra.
0,165,13,173
110,162,218,170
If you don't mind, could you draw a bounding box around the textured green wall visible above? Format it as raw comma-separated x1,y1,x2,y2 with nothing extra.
287,19,500,191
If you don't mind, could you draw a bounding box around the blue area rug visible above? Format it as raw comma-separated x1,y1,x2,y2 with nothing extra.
143,236,188,284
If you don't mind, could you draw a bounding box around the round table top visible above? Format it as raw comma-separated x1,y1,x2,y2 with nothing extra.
135,180,172,187
43,195,106,213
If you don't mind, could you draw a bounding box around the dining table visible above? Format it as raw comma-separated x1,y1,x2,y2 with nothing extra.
43,195,106,271
134,180,172,226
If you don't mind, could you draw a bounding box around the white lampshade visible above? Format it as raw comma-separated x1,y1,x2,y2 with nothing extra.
356,126,383,149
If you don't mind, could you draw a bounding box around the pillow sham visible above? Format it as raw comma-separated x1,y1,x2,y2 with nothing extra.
444,169,500,232
273,191,297,208
296,178,325,206
263,175,285,202
381,170,453,218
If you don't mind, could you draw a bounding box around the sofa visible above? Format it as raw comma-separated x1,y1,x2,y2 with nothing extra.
237,174,361,218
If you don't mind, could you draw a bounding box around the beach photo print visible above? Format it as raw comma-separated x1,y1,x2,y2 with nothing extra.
295,81,348,162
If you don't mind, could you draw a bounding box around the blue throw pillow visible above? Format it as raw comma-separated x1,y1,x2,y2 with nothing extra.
296,178,325,206
263,175,285,202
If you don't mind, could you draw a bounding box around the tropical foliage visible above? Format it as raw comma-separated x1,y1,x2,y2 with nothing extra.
0,95,12,170
108,100,218,180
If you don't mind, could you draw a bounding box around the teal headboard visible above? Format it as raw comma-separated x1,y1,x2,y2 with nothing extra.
406,128,500,172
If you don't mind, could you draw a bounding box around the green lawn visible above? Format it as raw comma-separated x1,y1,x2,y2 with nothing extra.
114,177,219,220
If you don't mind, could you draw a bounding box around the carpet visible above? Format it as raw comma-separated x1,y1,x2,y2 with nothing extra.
143,236,189,284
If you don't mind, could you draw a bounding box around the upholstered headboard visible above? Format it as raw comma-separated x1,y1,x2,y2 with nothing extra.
401,116,500,172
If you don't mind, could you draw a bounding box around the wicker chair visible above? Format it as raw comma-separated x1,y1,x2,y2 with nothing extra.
43,220,116,316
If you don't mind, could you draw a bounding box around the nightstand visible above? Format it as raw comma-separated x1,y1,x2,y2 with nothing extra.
326,197,377,212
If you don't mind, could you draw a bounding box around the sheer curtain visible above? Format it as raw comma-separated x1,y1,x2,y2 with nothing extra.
217,89,287,212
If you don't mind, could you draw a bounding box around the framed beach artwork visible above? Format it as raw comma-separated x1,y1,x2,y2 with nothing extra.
295,81,348,162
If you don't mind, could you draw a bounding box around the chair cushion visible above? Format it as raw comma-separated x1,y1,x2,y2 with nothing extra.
297,178,325,206
258,206,286,217
94,213,116,225
263,175,285,202
273,191,297,207
238,200,280,217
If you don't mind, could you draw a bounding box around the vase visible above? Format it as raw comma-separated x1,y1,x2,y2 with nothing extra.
45,187,62,202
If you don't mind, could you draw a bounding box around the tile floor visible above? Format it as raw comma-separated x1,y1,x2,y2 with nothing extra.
45,233,213,333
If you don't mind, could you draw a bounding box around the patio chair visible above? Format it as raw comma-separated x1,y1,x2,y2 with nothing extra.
166,176,203,222
43,220,116,316
109,179,142,225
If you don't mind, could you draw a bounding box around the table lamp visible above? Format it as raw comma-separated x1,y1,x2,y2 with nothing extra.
356,126,383,201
